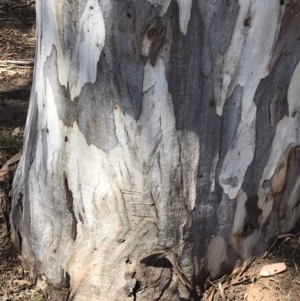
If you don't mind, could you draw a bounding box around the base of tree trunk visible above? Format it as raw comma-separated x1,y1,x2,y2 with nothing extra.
10,0,300,300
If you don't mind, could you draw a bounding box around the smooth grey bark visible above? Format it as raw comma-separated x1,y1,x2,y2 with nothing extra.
10,0,300,300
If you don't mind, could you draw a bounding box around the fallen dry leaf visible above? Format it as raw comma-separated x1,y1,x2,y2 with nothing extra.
277,234,295,239
260,262,286,277
0,151,22,181
11,127,22,136
13,279,31,286
218,282,225,300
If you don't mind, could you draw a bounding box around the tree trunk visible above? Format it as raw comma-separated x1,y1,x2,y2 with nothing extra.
10,0,300,300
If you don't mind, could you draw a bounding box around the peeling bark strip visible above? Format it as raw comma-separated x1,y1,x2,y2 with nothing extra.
63,172,77,241
10,0,300,300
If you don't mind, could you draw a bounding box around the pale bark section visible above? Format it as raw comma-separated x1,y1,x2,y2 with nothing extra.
205,236,228,279
216,0,281,199
210,151,219,192
40,0,105,101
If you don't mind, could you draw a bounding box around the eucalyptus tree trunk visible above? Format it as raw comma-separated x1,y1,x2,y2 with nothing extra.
10,0,300,300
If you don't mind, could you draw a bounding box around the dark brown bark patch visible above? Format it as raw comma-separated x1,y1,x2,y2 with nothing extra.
243,195,262,238
269,1,300,72
144,19,166,66
275,147,300,222
63,172,77,241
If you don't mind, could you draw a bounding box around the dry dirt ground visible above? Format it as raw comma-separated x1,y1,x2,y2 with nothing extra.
0,1,300,301
202,230,300,301
0,1,45,300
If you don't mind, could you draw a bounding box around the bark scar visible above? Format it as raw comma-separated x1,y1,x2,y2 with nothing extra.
63,172,77,240
141,19,166,66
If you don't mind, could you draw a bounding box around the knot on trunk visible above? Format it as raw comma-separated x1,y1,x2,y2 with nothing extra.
141,19,166,66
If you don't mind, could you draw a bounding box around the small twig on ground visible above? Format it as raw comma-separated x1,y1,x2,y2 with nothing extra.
218,282,226,300
293,259,298,273
269,277,279,284
230,276,251,286
239,256,256,278
0,65,33,71
263,234,295,258
207,287,215,301
207,278,218,288
0,59,34,66
258,280,272,290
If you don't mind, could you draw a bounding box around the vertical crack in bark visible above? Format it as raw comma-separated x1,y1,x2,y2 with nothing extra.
17,229,22,254
63,172,77,241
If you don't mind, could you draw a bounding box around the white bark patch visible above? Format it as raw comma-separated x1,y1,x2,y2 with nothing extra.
210,151,219,192
205,236,229,279
40,0,105,101
37,0,57,65
24,51,200,299
218,0,280,199
180,131,200,212
176,0,192,35
29,80,71,284
147,0,192,35
68,0,105,100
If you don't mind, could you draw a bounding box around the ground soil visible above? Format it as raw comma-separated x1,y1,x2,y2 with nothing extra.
0,0,34,129
202,227,300,301
0,1,299,301
0,1,44,300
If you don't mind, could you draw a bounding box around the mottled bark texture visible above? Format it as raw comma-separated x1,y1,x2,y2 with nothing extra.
10,0,300,300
